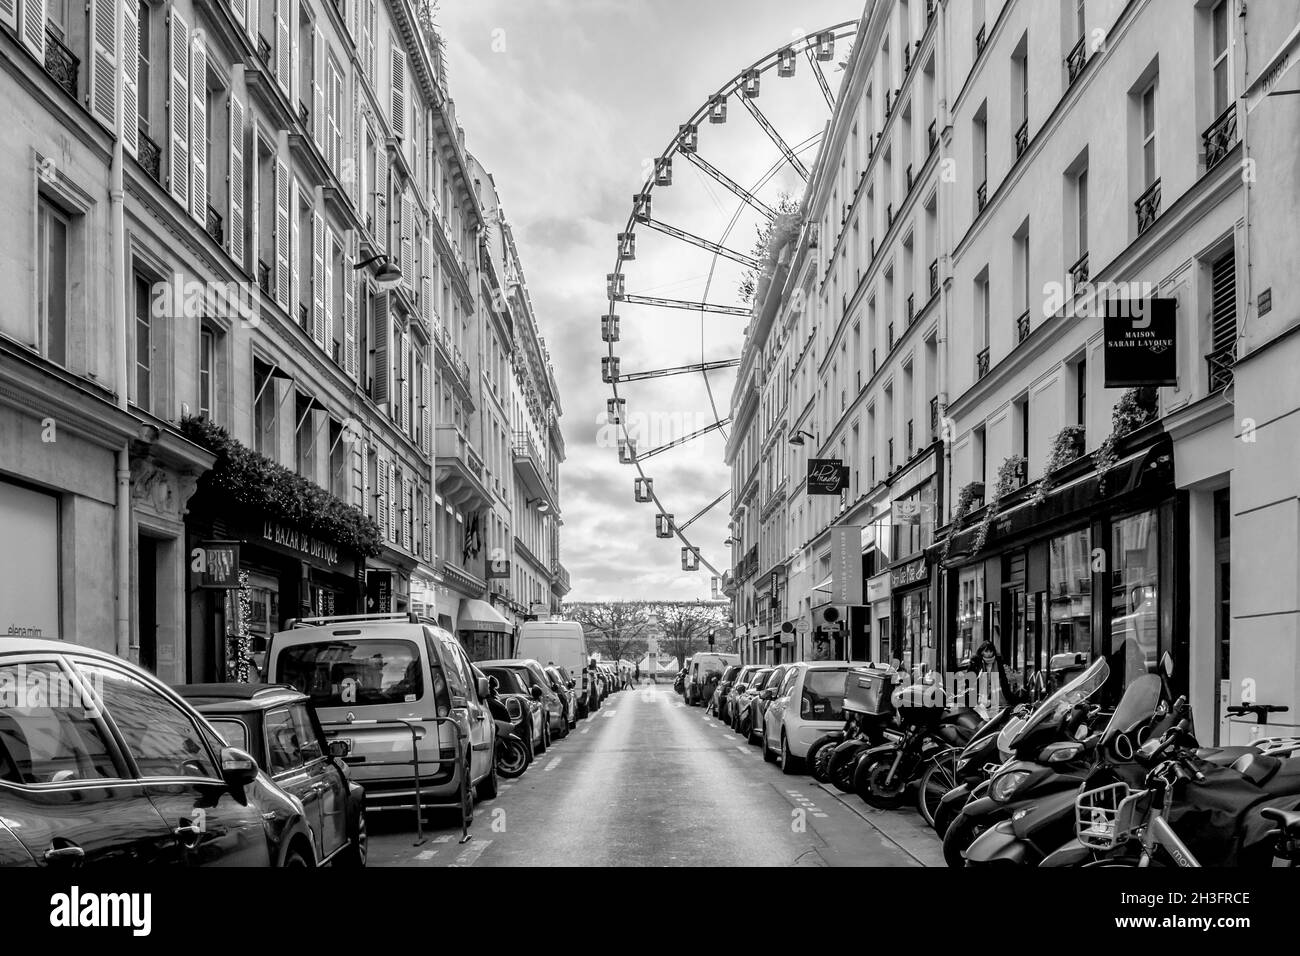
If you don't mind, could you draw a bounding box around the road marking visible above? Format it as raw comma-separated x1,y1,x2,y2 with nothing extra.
449,838,493,867
432,834,454,844
415,848,438,861
544,756,563,771
603,709,617,718
736,745,748,753
580,726,591,734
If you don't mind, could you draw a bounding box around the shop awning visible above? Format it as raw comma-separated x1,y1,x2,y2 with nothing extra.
457,598,512,634
812,574,833,593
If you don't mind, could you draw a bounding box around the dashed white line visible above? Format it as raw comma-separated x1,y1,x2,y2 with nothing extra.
580,726,591,734
449,838,493,867
544,756,563,771
415,848,438,861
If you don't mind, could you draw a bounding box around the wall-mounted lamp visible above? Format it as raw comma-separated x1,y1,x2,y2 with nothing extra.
354,254,403,289
526,497,551,514
788,430,817,446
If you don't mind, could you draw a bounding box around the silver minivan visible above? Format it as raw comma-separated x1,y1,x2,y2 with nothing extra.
265,613,497,825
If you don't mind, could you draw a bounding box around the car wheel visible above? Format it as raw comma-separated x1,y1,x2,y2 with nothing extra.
476,757,500,800
762,730,777,763
282,845,311,867
780,732,802,775
338,812,368,868
540,718,550,752
458,754,475,829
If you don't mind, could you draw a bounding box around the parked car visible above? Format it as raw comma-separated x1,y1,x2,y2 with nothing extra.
477,659,567,742
266,613,498,827
762,661,869,774
176,683,367,867
544,665,579,729
516,620,594,716
0,639,315,867
476,663,545,755
685,653,740,705
722,665,761,725
747,664,790,745
732,667,774,733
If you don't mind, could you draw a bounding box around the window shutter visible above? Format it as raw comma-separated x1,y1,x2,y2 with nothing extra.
350,79,361,208
390,45,406,138
351,440,364,511
324,228,336,353
245,0,257,44
421,234,433,327
371,292,390,403
421,349,432,458
360,440,370,516
168,10,191,209
312,210,325,347
376,147,389,253
274,157,290,308
275,0,290,96
231,0,245,27
377,454,389,541
343,250,357,378
122,0,139,157
388,464,398,542
1211,250,1237,356
403,480,413,552
19,0,45,60
400,329,411,434
400,194,413,288
228,92,246,266
0,0,18,33
87,0,119,129
313,32,324,149
189,33,208,225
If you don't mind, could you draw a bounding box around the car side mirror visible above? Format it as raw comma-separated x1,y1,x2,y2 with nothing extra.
328,739,351,759
476,677,490,699
488,675,500,693
220,747,259,788
531,686,544,701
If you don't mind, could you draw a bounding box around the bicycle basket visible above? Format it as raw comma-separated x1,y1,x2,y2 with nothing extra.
1075,783,1149,850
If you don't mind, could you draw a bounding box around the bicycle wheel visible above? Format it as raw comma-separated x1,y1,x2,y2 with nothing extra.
917,749,959,829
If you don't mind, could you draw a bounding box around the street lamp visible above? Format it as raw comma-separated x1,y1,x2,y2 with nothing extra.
353,254,403,291
526,497,551,514
788,429,817,446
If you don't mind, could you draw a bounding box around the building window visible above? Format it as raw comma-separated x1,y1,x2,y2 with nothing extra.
37,198,70,367
295,393,315,482
329,419,346,500
1111,510,1160,687
199,326,215,418
133,274,152,410
138,1,151,138
1049,527,1093,661
1075,356,1087,429
253,359,276,456
955,565,984,666
1211,0,1230,115
1141,82,1158,188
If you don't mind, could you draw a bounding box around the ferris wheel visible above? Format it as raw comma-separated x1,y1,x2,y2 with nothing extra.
603,21,859,586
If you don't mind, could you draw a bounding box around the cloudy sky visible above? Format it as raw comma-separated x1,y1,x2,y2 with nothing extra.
439,0,862,601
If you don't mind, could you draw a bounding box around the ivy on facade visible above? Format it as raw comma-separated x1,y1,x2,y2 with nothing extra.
1095,387,1159,495
942,480,986,560
971,455,1027,555
1032,425,1087,508
181,415,382,557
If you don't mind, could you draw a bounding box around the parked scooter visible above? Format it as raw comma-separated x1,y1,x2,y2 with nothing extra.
484,678,532,779
826,665,901,794
932,697,1034,839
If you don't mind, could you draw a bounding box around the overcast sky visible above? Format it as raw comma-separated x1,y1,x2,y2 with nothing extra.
439,0,862,601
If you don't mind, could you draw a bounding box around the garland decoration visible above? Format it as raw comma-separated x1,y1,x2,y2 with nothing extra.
226,570,253,683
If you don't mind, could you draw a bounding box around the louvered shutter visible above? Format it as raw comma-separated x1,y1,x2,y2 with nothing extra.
0,0,17,32
371,292,390,403
325,229,337,354
87,0,119,130
1211,250,1237,356
19,0,45,60
313,31,324,149
400,195,413,288
377,149,390,254
361,441,371,516
377,454,389,541
189,33,208,225
168,10,190,208
343,250,357,378
388,464,398,543
274,157,290,308
312,210,325,347
231,0,245,27
390,46,406,137
421,234,433,326
403,480,413,552
421,349,432,457
245,0,257,44
350,79,361,208
400,329,411,433
290,177,301,320
228,92,246,266
122,0,138,157
275,0,290,96
422,491,433,560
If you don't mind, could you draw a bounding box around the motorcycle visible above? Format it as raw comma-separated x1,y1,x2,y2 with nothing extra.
825,666,901,794
853,675,984,814
932,697,1033,839
484,678,532,779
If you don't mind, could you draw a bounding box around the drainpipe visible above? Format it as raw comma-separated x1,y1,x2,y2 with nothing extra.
112,0,131,660
935,1,951,526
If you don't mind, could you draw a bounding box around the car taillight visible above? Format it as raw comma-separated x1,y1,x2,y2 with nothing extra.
433,667,451,718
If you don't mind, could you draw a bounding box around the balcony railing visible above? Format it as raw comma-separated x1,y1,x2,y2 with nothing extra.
205,204,224,246
1203,105,1238,171
904,43,913,74
886,202,894,226
1207,347,1235,393
887,322,895,350
258,34,273,67
929,258,939,295
976,180,988,212
906,163,914,191
975,23,987,55
298,101,309,127
885,89,893,118
258,259,271,295
888,437,895,471
906,419,914,457
906,293,915,325
1014,119,1029,158
1066,36,1088,86
1016,309,1031,344
928,119,938,153
332,338,342,365
1069,251,1090,289
1135,178,1162,235
976,347,990,380
44,28,79,98
138,126,162,183
930,396,939,436
298,303,310,330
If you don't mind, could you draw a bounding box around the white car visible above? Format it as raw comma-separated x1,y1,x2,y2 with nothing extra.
761,661,871,775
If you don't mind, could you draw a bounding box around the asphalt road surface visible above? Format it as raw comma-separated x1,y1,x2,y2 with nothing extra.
368,682,929,867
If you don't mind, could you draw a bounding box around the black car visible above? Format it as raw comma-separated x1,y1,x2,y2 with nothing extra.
0,639,314,867
176,683,367,867
474,665,545,757
544,665,579,729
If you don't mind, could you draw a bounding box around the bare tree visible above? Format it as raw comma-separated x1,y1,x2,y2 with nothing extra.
653,602,731,670
566,601,650,665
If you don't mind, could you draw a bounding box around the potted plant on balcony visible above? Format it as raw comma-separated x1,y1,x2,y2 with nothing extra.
971,455,1026,554
1095,387,1159,495
942,480,985,560
1032,425,1087,507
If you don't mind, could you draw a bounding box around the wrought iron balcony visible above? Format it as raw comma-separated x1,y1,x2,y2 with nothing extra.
930,396,939,436
888,437,895,471
1016,309,1031,344
927,0,936,25
1207,347,1235,393
1066,36,1088,86
1069,251,1090,288
976,347,990,380
258,34,273,67
887,322,895,350
906,163,914,191
1014,119,1029,158
976,180,988,212
928,119,938,153
299,303,310,330
975,24,987,55
929,258,939,295
1203,105,1238,171
1135,178,1162,235
886,202,894,227
44,28,79,98
298,101,309,127
906,419,914,457
138,126,162,184
258,259,271,295
332,338,342,365
904,43,913,74
885,89,893,118
906,293,915,325
205,204,224,246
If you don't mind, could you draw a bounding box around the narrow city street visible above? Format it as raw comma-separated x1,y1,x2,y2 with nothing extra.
369,685,927,867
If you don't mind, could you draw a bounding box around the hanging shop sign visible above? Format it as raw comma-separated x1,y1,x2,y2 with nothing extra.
366,570,394,613
890,557,929,589
830,526,864,605
197,540,241,589
807,458,850,496
1104,298,1177,387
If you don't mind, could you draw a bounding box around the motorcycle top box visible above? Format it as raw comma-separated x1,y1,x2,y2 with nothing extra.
844,666,896,717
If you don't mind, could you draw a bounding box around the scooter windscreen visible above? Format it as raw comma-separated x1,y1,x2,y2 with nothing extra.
1005,658,1109,751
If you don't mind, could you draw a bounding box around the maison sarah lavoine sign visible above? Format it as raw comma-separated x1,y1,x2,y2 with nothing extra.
1104,297,1177,387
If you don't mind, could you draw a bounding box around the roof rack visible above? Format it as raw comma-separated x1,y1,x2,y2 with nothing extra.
285,612,440,629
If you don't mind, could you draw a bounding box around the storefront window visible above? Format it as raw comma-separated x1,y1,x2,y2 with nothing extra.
1111,510,1159,686
1049,528,1092,665
892,481,936,558
954,566,984,666
895,590,933,678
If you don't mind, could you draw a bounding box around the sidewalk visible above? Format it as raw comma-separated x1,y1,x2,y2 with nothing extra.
815,782,945,867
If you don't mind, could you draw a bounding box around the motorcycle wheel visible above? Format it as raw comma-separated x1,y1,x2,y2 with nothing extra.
828,742,867,794
495,737,530,778
917,751,959,829
932,797,960,840
941,812,986,868
808,736,839,784
855,753,910,809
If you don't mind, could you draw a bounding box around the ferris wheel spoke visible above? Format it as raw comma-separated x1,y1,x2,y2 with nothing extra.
805,48,837,111
638,217,759,270
618,293,751,317
676,489,732,533
614,359,740,384
633,418,733,462
739,96,810,181
681,151,777,220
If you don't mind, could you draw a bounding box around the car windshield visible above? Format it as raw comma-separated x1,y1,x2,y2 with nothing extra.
721,666,740,682
525,662,551,688
1008,657,1110,749
802,668,850,721
206,717,250,751
277,639,424,707
751,670,773,690
482,667,528,695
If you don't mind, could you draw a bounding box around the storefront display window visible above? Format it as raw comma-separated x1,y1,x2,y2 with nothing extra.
892,481,936,558
895,590,933,678
1111,510,1160,686
1049,528,1092,663
954,566,984,666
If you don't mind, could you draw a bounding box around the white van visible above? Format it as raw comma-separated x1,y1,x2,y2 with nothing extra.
686,652,740,705
515,620,595,716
